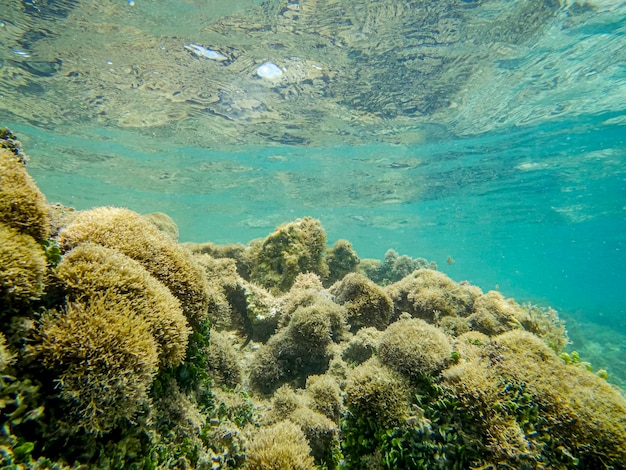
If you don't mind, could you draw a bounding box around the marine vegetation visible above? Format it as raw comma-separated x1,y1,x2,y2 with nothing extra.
1,138,625,469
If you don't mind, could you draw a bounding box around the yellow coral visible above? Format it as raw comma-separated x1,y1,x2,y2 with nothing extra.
249,217,329,293
378,316,452,378
142,211,179,241
0,223,47,305
330,272,393,331
36,294,159,435
305,374,343,422
57,206,210,326
386,269,481,322
245,420,315,470
443,330,626,466
249,300,346,393
206,330,242,388
0,332,14,371
290,407,338,465
325,239,360,285
344,358,411,429
341,327,382,365
0,148,50,240
55,243,190,367
466,290,529,336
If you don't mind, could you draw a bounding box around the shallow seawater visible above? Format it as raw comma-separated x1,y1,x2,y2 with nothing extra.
1,0,625,385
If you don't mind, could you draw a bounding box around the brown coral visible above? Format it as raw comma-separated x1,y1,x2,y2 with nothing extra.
249,217,329,293
378,316,452,379
386,269,481,322
443,330,626,467
55,243,190,367
245,420,315,470
0,148,50,240
57,206,210,326
325,239,360,285
344,358,411,429
249,300,346,393
36,294,159,435
0,223,47,306
466,290,529,336
330,272,393,331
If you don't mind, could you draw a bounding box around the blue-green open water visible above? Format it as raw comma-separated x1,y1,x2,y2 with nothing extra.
1,0,625,383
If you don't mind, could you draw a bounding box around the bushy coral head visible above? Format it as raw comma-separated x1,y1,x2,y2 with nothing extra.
0,223,47,305
245,420,315,470
36,294,159,435
57,206,210,326
325,239,360,285
386,269,480,322
330,272,392,331
0,148,50,240
344,358,411,429
378,316,452,378
55,242,190,367
249,217,329,292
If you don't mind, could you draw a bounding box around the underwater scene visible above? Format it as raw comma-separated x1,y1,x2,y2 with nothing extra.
1,0,625,468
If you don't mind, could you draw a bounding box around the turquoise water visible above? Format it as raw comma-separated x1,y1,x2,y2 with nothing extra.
1,0,626,382
18,112,626,329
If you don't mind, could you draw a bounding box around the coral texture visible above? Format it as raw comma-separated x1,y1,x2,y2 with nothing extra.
36,295,159,434
330,272,393,331
0,224,47,306
55,243,190,367
249,217,329,292
57,206,210,326
245,420,315,470
0,148,50,240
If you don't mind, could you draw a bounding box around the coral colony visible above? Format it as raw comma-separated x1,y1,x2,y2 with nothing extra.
1,131,626,468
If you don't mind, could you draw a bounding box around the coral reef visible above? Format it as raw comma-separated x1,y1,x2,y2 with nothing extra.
0,332,14,371
341,326,382,365
249,299,346,394
359,249,437,285
305,374,343,423
378,315,453,379
0,128,26,160
466,289,530,335
142,211,180,241
443,330,626,467
325,239,360,285
54,243,190,367
206,330,242,388
386,269,481,322
35,295,159,435
343,358,412,429
2,138,625,469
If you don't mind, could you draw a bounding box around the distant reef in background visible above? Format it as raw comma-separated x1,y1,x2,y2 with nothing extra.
1,131,626,469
